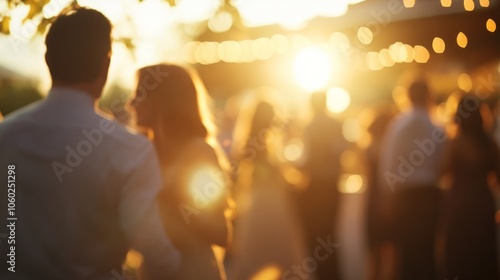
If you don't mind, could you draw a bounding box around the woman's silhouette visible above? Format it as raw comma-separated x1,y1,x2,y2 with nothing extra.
132,64,231,280
228,100,306,280
441,95,500,279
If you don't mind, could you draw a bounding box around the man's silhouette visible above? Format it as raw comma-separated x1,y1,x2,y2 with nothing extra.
0,8,180,280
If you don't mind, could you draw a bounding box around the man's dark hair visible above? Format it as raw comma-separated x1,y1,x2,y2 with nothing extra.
408,79,430,107
45,8,112,84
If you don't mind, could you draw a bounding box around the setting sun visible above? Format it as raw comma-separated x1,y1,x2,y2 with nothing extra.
293,46,333,92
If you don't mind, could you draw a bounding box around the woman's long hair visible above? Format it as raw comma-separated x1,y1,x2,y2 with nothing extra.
455,95,489,142
136,64,223,166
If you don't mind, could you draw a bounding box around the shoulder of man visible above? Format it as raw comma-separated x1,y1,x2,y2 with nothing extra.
95,111,152,151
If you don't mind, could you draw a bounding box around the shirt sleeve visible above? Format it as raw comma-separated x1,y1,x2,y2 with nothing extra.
118,141,180,280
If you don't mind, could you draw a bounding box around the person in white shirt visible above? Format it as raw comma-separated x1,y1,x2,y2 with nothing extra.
379,80,446,280
0,8,180,280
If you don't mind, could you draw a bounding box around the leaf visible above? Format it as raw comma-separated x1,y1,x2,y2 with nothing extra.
37,17,50,34
1,16,10,35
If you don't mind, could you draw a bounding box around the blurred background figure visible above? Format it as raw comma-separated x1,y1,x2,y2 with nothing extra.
440,95,500,280
362,104,396,280
228,100,306,280
132,64,232,280
379,80,446,280
296,91,345,280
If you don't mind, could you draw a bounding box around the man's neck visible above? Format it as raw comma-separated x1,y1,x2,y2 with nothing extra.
52,82,100,102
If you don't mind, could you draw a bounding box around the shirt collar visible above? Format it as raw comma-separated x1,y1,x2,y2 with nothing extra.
46,87,95,109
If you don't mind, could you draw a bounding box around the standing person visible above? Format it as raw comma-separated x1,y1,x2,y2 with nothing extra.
228,101,307,280
441,96,499,279
379,80,446,280
363,106,395,280
298,91,345,280
131,64,231,280
0,8,180,280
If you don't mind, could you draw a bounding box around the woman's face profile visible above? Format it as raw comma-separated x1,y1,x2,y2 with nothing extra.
131,76,157,128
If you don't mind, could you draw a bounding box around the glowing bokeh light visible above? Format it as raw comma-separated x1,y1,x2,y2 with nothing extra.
357,26,373,45
284,138,304,162
342,118,361,142
403,0,415,8
457,73,473,92
294,47,333,91
379,48,395,67
414,45,430,63
486,18,497,32
432,37,446,53
366,52,383,70
441,0,452,7
326,87,351,113
464,0,475,11
339,174,364,193
456,32,468,48
208,10,233,33
480,0,490,7
188,166,225,208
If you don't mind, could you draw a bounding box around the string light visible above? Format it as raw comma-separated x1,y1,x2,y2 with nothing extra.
464,0,475,11
403,0,415,8
486,18,496,32
413,45,430,63
441,0,452,7
432,37,446,53
456,32,468,48
479,0,490,7
357,26,373,45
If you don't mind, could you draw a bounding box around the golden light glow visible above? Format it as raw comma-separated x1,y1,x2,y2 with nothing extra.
392,86,410,111
366,52,383,70
219,41,242,63
486,18,496,32
250,265,282,280
342,118,361,142
284,138,304,162
480,0,490,7
379,48,395,67
125,250,143,270
339,174,364,193
357,26,373,45
456,32,468,48
283,166,306,187
440,0,452,7
188,166,225,208
401,44,415,63
457,73,473,92
414,45,430,63
208,10,233,33
271,34,290,54
432,37,445,53
252,37,273,60
403,0,415,8
389,42,404,63
294,47,332,91
340,150,358,169
326,87,351,113
464,0,475,11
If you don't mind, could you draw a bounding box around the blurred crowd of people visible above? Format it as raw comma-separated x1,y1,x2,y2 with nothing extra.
1,7,500,280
